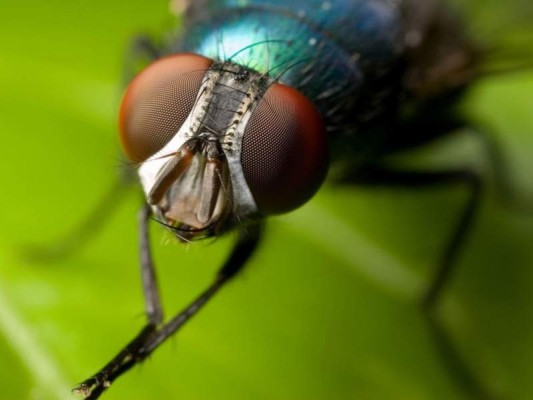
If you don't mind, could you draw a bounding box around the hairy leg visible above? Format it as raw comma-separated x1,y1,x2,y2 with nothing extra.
74,208,263,399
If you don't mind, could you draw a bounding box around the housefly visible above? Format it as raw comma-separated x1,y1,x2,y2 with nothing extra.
69,0,532,398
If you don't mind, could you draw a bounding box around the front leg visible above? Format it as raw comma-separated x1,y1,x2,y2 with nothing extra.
73,211,263,399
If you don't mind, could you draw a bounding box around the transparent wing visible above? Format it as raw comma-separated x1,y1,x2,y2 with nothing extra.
401,0,533,95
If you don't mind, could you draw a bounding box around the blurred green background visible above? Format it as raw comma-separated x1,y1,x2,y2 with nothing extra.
1,1,533,399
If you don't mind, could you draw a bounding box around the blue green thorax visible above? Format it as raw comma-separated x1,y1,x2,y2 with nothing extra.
173,0,405,132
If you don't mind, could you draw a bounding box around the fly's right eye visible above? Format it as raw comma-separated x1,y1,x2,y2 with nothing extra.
119,53,213,162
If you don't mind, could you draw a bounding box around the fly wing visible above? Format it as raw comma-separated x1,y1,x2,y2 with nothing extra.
403,0,533,97
402,0,479,97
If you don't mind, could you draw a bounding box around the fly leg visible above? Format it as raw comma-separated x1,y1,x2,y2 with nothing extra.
73,204,163,398
387,99,528,212
73,207,263,400
26,37,161,262
467,126,533,212
339,165,497,399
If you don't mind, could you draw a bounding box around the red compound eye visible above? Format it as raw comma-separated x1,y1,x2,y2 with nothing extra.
241,83,329,215
119,53,213,162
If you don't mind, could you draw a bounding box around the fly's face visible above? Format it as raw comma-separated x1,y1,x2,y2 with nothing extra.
119,53,328,241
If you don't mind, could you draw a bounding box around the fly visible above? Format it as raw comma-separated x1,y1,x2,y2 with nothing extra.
69,0,527,398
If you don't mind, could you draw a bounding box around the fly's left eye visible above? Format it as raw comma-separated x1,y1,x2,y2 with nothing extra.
119,53,213,162
241,83,328,215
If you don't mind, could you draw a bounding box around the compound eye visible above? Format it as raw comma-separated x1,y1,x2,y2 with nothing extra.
241,83,328,215
119,53,213,162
